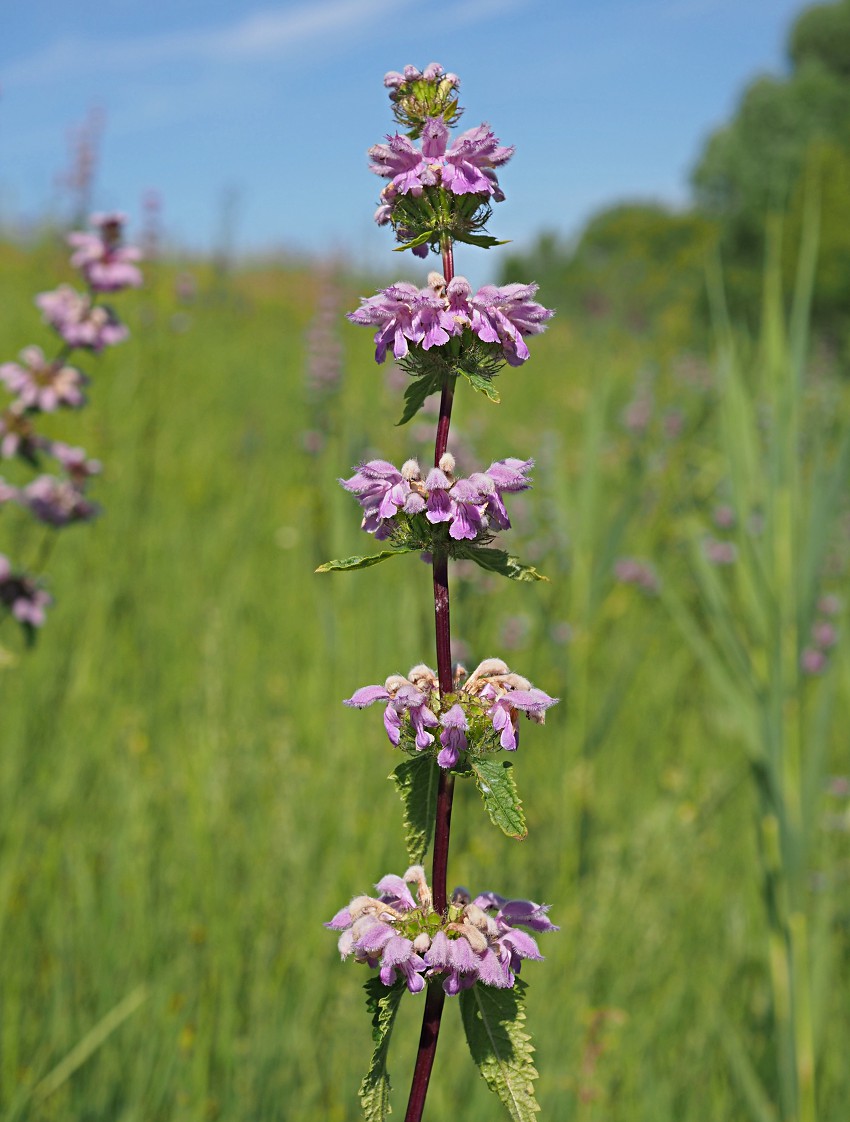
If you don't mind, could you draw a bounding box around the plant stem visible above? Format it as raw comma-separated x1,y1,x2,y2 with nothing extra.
403,982,446,1122
434,237,456,464
441,238,455,285
403,233,458,1122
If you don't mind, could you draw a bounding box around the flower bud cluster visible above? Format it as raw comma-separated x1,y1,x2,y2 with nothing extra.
326,866,557,995
348,274,553,369
344,657,558,767
0,212,141,635
383,63,462,137
341,454,532,544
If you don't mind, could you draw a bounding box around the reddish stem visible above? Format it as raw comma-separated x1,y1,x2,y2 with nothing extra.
403,982,446,1122
403,235,458,1122
431,547,455,911
442,239,455,285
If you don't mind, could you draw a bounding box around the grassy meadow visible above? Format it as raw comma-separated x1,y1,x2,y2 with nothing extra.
0,233,848,1122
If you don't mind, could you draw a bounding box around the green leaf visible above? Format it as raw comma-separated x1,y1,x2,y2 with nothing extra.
315,549,415,574
393,230,435,251
458,367,501,404
359,978,405,1122
455,233,512,250
390,755,439,864
456,545,548,583
459,978,540,1122
470,758,527,840
397,371,444,427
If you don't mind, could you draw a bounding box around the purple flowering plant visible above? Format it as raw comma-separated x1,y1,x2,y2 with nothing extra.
320,66,558,1122
0,212,141,642
352,63,554,424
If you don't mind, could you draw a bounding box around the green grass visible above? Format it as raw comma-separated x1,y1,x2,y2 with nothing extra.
0,238,848,1121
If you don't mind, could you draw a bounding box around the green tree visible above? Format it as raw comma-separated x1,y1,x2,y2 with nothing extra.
692,0,850,330
501,204,716,347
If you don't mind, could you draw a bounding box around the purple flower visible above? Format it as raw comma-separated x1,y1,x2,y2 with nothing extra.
463,657,559,751
369,117,512,203
622,395,652,435
68,212,143,293
326,868,556,995
344,668,439,750
0,346,87,412
438,704,468,768
345,656,556,765
0,555,51,628
812,621,838,651
368,134,430,198
704,538,737,565
469,457,534,530
45,441,102,486
801,647,827,676
0,406,37,461
424,893,556,994
340,459,423,539
818,594,841,617
341,452,530,544
0,477,18,505
346,282,421,362
446,276,472,324
325,866,430,994
614,557,659,594
20,475,99,527
442,123,514,197
470,284,554,366
347,282,459,363
35,286,128,352
347,274,552,367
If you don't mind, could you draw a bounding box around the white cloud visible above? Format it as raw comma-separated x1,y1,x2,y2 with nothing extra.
2,0,392,87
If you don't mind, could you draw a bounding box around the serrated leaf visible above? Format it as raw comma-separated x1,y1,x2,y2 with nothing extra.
459,368,501,403
397,371,444,427
390,755,439,864
315,548,415,573
459,979,540,1122
470,758,527,839
455,233,512,249
456,545,548,583
359,978,405,1122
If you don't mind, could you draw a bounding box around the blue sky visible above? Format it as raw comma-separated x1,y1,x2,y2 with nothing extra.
1,0,807,278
